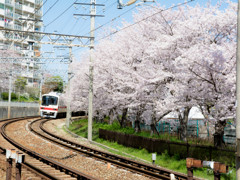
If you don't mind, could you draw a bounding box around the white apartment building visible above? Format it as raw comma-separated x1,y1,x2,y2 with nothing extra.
0,0,43,87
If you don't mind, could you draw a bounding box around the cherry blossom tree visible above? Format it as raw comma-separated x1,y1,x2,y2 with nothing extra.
172,2,237,145
68,1,237,144
0,49,21,94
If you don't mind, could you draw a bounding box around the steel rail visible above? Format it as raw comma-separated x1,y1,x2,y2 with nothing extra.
1,118,98,180
0,145,59,180
0,117,60,180
33,118,198,180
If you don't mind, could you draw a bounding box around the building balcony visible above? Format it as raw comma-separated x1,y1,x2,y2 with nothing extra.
0,9,4,16
26,0,34,4
35,10,42,17
35,21,42,27
14,13,22,20
5,0,13,6
14,24,22,31
15,3,22,10
22,5,34,13
4,22,13,29
14,45,22,52
5,11,13,18
4,32,13,39
0,20,4,27
35,0,43,6
33,43,41,48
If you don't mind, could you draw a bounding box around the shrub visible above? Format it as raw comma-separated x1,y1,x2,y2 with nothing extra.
1,92,17,100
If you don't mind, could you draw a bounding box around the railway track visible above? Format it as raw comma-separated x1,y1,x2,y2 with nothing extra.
0,117,98,180
29,118,201,180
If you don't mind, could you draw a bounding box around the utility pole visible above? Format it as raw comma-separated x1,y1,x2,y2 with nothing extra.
74,0,104,142
88,0,96,142
236,0,240,178
7,71,12,119
66,46,72,128
39,72,43,115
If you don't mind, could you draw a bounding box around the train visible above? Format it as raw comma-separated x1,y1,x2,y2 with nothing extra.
40,92,86,118
40,92,67,118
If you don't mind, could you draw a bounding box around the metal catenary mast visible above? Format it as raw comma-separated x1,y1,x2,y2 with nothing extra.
74,0,104,141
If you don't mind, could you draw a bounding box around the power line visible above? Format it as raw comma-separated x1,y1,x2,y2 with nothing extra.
42,0,60,17
44,0,78,28
89,5,136,36
21,0,47,26
65,1,117,36
69,0,195,56
97,1,116,14
96,0,195,42
69,3,137,54
67,0,95,34
74,1,117,35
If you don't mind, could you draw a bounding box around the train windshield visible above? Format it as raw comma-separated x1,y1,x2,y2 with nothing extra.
42,96,58,106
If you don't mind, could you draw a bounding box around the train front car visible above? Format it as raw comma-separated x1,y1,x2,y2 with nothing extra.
40,93,59,118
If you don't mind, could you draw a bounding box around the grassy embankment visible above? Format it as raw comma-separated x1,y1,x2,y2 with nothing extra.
68,119,235,180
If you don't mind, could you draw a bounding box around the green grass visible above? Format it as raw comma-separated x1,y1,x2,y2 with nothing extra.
68,119,236,180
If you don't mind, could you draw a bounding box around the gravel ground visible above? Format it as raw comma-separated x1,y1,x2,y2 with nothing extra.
0,155,7,179
3,119,151,180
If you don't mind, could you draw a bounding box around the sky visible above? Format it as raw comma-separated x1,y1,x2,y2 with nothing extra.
40,0,238,80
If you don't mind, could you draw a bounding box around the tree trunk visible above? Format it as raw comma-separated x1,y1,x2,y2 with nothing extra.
94,110,100,123
99,114,104,123
109,108,115,125
134,120,141,133
214,120,226,147
150,123,159,136
117,108,128,128
121,108,128,127
134,110,142,132
178,107,191,142
150,111,159,136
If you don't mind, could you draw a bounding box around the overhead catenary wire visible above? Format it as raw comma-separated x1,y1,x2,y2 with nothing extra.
42,0,60,17
44,0,78,28
67,0,92,34
96,0,195,42
74,1,117,35
68,2,137,54
88,4,136,36
22,0,48,25
64,0,195,56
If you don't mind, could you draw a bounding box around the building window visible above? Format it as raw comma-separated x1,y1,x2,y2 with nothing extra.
0,3,4,9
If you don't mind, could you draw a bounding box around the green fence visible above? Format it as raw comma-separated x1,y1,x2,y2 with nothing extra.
133,119,235,144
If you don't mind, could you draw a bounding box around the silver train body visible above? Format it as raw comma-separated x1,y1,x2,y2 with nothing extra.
40,92,67,118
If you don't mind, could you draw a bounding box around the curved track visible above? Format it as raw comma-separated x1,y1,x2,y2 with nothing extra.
0,117,97,180
30,118,201,180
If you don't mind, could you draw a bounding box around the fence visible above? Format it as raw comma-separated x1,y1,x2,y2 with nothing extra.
99,129,235,165
135,119,235,145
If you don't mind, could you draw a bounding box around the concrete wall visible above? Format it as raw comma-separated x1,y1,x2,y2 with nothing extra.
0,101,39,119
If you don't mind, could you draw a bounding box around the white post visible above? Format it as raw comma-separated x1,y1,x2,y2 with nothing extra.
66,46,72,128
88,0,96,142
7,71,12,119
236,1,240,179
152,153,156,165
